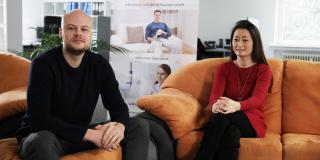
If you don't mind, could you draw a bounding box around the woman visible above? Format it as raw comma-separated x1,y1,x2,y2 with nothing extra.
149,64,171,94
195,20,272,160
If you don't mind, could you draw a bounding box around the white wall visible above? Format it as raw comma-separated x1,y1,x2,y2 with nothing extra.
7,0,22,52
198,0,276,57
178,10,198,48
22,0,42,45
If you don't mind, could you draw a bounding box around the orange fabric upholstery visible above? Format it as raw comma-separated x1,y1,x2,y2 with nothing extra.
262,59,283,134
137,58,320,160
0,52,30,120
0,52,30,93
0,87,27,120
176,131,203,160
282,133,320,160
0,138,20,160
238,132,282,160
282,60,320,135
161,58,229,107
137,88,209,139
0,138,122,160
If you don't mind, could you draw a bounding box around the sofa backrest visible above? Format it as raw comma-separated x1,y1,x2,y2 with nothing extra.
0,52,30,93
282,60,320,134
264,59,283,134
162,58,283,134
115,23,149,43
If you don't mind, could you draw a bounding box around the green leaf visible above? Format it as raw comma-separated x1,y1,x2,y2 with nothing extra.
11,31,128,60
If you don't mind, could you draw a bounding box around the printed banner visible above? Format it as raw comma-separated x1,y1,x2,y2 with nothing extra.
109,0,199,116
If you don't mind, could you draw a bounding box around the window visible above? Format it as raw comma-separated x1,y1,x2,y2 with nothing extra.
275,0,320,47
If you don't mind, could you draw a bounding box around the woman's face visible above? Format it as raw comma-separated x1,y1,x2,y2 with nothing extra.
232,28,253,58
156,67,169,84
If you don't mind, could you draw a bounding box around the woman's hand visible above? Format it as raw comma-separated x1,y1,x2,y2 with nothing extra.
211,101,225,113
213,97,241,114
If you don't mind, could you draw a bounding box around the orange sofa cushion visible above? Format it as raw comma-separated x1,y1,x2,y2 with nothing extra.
282,60,320,134
282,133,320,160
0,87,27,120
263,59,283,134
161,58,229,107
137,88,209,139
0,52,30,93
238,132,282,160
0,138,122,160
175,131,281,160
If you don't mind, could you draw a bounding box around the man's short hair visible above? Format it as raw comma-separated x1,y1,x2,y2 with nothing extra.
154,10,161,14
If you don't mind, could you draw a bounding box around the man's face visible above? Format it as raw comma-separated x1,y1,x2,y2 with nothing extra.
154,11,161,22
60,11,92,55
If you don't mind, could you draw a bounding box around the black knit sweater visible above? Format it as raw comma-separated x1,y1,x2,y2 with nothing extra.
16,46,129,143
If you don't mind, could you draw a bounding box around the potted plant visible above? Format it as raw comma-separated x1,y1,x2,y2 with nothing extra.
12,29,128,60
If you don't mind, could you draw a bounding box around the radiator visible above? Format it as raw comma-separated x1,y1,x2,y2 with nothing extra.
272,47,320,62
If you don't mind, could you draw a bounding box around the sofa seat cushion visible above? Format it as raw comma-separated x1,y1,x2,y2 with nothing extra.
238,132,282,160
0,138,122,160
0,87,27,120
175,131,281,160
282,133,320,160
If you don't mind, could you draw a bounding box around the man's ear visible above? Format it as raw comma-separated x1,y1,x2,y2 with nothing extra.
59,28,63,38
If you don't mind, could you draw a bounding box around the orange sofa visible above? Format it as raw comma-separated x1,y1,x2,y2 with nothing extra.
137,58,320,160
0,52,122,160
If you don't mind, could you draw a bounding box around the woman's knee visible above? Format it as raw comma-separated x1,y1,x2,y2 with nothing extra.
208,113,228,124
223,125,241,148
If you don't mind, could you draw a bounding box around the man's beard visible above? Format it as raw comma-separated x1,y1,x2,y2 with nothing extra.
65,44,89,56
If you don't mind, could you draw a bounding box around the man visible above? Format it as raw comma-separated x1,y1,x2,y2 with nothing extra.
145,10,181,54
16,10,148,160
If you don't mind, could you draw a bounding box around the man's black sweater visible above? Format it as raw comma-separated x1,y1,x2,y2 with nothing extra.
16,46,129,143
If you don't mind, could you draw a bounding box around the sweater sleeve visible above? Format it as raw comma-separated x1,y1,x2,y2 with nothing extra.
163,23,171,38
208,64,227,107
145,23,152,40
240,65,272,111
100,59,129,129
27,57,88,143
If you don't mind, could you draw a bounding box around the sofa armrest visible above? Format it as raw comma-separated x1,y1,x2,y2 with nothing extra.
0,87,27,120
137,88,210,139
62,147,122,160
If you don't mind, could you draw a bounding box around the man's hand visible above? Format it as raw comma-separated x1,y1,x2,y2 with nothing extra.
95,122,125,151
83,129,103,148
156,29,167,36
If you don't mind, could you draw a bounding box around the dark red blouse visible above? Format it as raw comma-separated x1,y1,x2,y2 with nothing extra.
209,61,272,138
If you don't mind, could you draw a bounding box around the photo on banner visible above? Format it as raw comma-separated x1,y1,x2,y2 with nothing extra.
109,0,199,116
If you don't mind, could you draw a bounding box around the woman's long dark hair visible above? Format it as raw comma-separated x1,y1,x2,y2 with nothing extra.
230,20,272,92
230,20,268,65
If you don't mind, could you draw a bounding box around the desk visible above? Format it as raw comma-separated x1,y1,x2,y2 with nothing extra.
199,48,231,60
